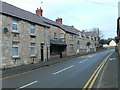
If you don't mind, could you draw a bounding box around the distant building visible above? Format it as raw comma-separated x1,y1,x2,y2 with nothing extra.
103,39,117,48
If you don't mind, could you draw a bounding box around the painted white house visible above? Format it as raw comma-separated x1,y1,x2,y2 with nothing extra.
109,40,117,47
103,40,116,48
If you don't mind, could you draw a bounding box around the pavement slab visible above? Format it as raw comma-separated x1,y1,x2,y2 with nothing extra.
97,52,118,88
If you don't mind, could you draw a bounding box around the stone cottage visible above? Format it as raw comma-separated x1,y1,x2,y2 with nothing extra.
0,2,51,69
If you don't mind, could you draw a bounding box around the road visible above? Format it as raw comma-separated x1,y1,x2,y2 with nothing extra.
2,49,114,88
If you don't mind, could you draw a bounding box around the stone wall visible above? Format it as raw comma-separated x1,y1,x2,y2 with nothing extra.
1,14,50,69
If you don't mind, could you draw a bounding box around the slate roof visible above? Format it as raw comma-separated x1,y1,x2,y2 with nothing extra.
62,25,79,35
50,38,67,46
0,1,50,28
41,17,79,35
1,1,79,35
85,32,95,37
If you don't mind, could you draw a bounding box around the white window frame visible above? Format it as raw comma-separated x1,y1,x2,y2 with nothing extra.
70,34,74,40
59,33,64,38
30,43,35,56
30,24,35,35
12,20,18,32
12,42,19,57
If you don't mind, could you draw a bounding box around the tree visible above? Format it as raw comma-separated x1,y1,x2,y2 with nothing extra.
99,30,104,40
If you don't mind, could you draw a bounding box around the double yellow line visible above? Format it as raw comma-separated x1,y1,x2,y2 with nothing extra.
82,52,113,89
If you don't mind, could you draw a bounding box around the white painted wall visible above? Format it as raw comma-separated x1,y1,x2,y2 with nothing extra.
103,44,109,48
109,40,116,47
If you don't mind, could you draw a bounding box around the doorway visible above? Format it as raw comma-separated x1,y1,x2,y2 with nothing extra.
41,44,44,61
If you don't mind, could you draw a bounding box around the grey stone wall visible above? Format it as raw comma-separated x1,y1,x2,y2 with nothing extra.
1,14,50,69
0,1,2,89
1,13,98,69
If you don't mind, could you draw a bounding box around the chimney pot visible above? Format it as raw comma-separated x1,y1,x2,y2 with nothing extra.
56,18,62,24
36,7,43,16
70,26,74,29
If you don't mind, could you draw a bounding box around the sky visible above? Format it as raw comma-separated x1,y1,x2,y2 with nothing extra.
2,0,119,39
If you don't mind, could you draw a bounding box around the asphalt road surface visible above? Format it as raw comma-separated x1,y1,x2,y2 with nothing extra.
2,49,114,88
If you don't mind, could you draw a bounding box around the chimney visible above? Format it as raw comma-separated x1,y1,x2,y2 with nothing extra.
56,18,62,24
36,7,43,16
69,26,74,29
82,30,85,32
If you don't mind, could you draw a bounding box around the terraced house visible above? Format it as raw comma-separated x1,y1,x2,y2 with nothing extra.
1,2,51,69
0,1,99,69
35,8,80,58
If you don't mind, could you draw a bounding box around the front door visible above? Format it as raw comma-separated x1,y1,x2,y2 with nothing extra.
41,44,44,61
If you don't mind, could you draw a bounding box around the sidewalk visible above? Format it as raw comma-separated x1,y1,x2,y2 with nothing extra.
2,49,107,78
96,52,118,88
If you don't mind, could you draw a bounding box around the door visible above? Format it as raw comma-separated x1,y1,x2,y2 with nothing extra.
41,44,44,61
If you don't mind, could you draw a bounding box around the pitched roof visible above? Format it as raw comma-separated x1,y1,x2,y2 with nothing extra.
41,17,79,35
1,1,79,35
62,25,79,35
0,1,50,28
50,38,67,46
85,31,98,37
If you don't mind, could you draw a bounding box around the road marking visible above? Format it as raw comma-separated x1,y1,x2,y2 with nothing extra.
16,81,38,89
88,62,105,88
80,54,96,58
0,66,47,80
109,58,116,61
82,52,113,89
53,65,74,75
79,59,88,63
79,61,83,63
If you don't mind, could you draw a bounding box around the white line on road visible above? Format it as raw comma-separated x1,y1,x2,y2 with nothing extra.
17,81,38,89
79,61,83,63
79,59,88,63
53,65,74,75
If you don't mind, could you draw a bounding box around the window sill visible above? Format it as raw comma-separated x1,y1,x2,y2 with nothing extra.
60,37,64,39
11,31,20,34
30,55,37,58
12,56,20,59
30,34,36,37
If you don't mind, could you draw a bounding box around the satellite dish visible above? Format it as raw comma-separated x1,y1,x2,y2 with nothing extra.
4,27,8,33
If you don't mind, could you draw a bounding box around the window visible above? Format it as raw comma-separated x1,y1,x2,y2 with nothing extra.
70,34,74,40
54,32,57,39
30,43,35,56
12,42,19,57
59,33,64,38
80,45,83,49
70,44,74,51
94,37,96,41
30,24,35,35
12,20,18,32
84,45,86,49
